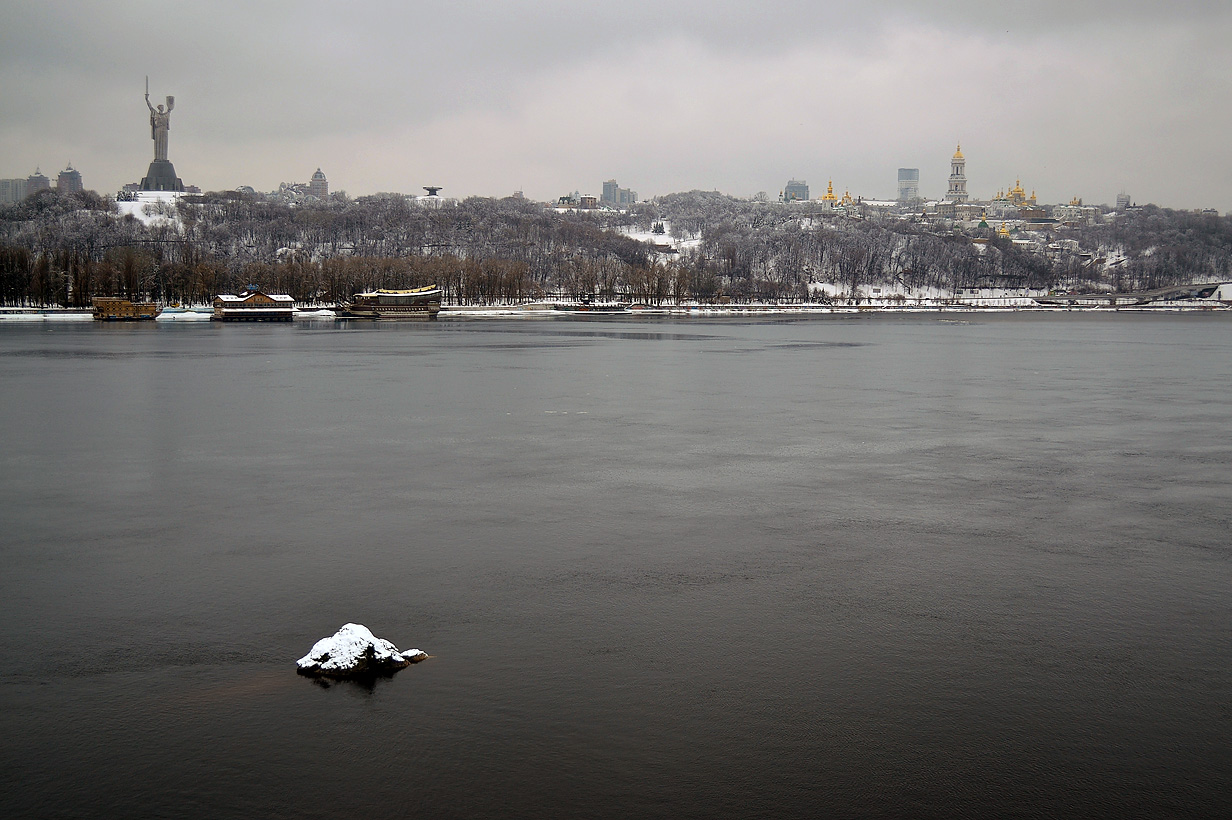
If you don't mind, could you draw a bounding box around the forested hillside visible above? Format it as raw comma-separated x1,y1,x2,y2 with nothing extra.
2,187,1230,307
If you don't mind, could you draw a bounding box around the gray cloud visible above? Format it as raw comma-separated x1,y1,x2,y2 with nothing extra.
3,1,1230,209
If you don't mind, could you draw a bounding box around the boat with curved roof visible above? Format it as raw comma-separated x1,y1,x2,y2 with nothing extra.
336,285,442,319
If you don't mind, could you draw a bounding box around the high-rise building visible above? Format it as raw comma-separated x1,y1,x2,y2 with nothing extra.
57,164,83,193
1116,192,1131,210
945,145,968,203
0,178,26,204
783,179,809,201
897,168,920,201
309,168,328,199
601,179,637,207
26,168,50,196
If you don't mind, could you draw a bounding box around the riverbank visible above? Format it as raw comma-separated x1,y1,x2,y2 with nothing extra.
1,301,1229,322
440,301,1232,317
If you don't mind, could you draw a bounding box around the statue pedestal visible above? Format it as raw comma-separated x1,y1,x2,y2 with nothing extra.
140,159,184,192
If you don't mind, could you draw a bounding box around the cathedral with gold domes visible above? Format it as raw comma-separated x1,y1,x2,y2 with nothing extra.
817,179,862,216
936,143,1056,224
995,179,1037,207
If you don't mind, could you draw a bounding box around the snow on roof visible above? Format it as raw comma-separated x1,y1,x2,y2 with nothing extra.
216,292,294,303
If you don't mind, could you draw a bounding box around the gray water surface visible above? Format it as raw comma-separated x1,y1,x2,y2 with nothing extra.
2,314,1230,819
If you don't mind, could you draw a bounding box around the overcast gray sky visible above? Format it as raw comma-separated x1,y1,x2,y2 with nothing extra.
3,1,1231,209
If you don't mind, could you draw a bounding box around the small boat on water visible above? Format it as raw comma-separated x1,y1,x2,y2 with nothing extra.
552,302,632,314
336,286,442,320
551,295,632,314
92,297,161,321
158,305,214,320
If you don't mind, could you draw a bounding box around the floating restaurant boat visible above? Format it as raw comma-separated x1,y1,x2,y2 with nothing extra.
1031,283,1228,309
336,285,442,319
92,297,161,321
212,288,295,321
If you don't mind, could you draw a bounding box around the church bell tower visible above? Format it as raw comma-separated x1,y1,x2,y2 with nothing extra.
946,144,968,203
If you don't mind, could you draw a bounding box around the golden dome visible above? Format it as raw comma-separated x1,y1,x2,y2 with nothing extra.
953,143,964,160
1006,179,1028,205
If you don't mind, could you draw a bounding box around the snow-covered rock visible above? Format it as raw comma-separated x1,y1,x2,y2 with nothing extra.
296,623,426,678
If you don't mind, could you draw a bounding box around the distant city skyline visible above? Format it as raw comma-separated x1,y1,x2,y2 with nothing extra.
3,2,1231,210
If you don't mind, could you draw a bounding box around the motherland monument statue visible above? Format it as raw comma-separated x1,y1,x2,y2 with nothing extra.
139,76,184,192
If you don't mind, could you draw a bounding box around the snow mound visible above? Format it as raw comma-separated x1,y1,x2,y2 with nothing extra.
296,623,426,678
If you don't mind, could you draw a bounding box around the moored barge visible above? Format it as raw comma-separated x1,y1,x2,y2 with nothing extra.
92,297,161,321
336,286,442,319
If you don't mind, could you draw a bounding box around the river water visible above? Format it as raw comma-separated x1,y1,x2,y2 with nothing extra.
1,313,1230,819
